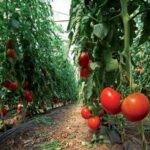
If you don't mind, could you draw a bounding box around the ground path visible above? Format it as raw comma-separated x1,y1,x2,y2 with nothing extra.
0,103,149,150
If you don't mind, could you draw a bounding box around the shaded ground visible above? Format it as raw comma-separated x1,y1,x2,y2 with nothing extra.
0,104,150,150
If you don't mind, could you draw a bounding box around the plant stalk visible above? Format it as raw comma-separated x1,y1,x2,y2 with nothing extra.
139,121,147,150
120,1,147,149
120,0,132,93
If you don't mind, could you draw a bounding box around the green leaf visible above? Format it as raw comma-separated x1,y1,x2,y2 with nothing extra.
104,50,119,72
11,19,20,29
93,23,109,40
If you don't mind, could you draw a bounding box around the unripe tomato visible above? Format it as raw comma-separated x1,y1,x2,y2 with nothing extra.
9,81,18,90
24,90,33,102
7,49,16,58
80,67,90,79
87,116,100,130
121,93,150,122
100,87,122,114
2,80,11,88
79,52,89,67
81,107,92,119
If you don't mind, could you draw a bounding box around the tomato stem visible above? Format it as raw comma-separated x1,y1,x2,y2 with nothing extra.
139,121,147,150
120,1,147,149
120,0,133,93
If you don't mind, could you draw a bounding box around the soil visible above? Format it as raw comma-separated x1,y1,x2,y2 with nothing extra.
0,104,149,150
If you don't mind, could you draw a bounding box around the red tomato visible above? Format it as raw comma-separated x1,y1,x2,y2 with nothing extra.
121,93,150,122
6,39,13,49
80,67,90,79
87,116,100,130
9,81,18,90
24,90,33,102
0,108,8,116
7,49,16,58
100,87,122,114
79,52,89,67
81,107,92,119
2,80,11,88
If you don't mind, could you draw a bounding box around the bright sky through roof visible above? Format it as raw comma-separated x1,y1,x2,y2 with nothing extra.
51,0,71,31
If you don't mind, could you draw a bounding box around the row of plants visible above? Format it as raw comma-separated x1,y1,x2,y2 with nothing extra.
68,0,150,149
0,0,78,121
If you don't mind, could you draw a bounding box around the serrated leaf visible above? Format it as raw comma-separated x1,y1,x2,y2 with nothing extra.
93,23,109,40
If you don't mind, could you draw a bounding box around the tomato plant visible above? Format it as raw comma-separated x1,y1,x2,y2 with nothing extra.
121,93,150,122
0,0,78,117
68,0,150,147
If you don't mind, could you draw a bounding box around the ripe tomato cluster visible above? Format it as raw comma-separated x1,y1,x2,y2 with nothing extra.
100,87,150,122
1,40,33,116
79,52,92,79
2,80,18,90
2,79,33,115
81,87,150,130
2,80,33,101
81,107,101,130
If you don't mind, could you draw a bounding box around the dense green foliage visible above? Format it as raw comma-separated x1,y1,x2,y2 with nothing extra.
68,0,150,102
0,0,77,114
